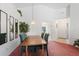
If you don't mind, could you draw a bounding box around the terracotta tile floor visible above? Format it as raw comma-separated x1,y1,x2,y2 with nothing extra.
24,41,79,56
48,41,79,56
10,41,79,56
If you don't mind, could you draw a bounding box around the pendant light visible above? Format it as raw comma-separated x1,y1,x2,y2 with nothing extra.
31,3,35,25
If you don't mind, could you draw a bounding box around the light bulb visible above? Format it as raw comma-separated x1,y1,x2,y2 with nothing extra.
31,21,35,24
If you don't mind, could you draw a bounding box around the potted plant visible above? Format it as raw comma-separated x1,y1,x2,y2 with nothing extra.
17,9,30,39
19,22,29,33
19,22,29,40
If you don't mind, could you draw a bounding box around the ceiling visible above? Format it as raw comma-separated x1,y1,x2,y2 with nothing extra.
13,3,70,22
14,3,69,9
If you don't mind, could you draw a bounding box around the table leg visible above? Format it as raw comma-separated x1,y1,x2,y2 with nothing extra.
41,44,44,56
26,46,28,56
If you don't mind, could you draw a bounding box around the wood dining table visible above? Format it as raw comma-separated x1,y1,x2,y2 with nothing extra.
21,35,47,56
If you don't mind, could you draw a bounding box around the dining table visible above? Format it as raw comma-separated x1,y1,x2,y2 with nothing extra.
21,35,47,56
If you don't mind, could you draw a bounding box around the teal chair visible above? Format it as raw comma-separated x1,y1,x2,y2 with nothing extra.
19,33,37,56
41,33,45,39
19,33,27,56
73,39,79,46
19,33,39,56
44,33,49,56
36,33,49,56
19,33,27,42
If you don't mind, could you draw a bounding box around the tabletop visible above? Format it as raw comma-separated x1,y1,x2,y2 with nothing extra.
21,35,46,46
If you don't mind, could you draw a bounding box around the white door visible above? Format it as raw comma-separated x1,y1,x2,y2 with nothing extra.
56,19,68,39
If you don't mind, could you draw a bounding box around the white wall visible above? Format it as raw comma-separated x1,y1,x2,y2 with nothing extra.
0,3,20,56
69,4,79,44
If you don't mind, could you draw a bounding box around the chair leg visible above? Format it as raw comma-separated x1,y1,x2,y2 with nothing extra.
47,47,48,56
44,45,48,56
20,46,26,56
19,46,22,56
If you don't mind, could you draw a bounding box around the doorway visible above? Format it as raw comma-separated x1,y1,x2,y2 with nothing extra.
55,18,69,43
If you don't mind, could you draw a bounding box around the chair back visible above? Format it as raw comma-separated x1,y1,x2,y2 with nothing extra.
41,33,45,39
44,33,49,43
19,33,27,42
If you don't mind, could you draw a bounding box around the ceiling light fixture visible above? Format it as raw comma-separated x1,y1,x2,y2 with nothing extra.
31,3,35,25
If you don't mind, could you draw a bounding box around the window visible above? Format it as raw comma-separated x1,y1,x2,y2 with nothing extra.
15,19,18,38
9,16,15,41
0,10,8,45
